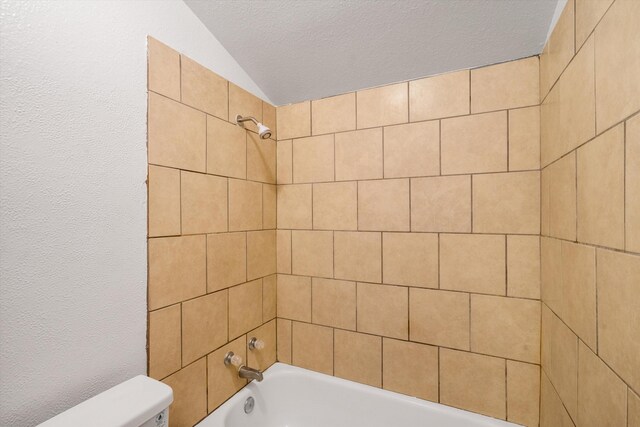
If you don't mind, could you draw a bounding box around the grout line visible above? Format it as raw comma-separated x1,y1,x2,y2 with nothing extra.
506,110,510,171
355,91,358,129
408,179,412,231
438,120,442,174
623,118,626,252
380,232,384,287
179,171,183,235
593,21,598,135
468,68,472,114
332,327,335,375
542,299,640,397
594,246,599,354
504,359,508,421
437,233,441,289
626,386,630,427
382,125,386,177
356,181,360,231
226,181,230,234
406,81,410,123
575,148,578,240
468,293,472,351
309,100,313,136
437,347,441,402
470,175,474,233
576,0,580,55
504,235,508,296
274,164,553,185
355,282,359,332
276,315,543,366
332,134,337,182
541,368,577,426
331,231,335,279
380,337,384,389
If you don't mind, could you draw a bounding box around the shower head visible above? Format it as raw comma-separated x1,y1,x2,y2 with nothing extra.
257,123,272,140
236,114,272,140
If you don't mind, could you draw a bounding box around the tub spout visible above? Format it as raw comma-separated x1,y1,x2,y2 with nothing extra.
238,365,263,382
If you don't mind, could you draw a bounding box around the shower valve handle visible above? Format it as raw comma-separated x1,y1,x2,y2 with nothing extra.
224,351,243,367
248,337,265,351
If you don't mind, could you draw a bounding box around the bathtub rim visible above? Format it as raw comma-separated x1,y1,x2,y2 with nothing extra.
197,362,522,427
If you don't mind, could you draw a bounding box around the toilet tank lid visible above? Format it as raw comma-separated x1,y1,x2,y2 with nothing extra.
38,375,173,427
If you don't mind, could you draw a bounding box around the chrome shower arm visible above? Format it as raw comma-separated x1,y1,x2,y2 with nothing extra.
236,115,259,126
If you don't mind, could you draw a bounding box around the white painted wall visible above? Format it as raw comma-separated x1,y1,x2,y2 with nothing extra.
546,0,569,42
0,1,267,425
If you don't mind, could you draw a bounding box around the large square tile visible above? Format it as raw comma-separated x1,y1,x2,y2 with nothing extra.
597,249,640,392
181,55,228,119
207,115,246,179
228,279,262,339
313,181,357,230
410,288,469,350
471,295,540,363
335,128,383,181
291,230,333,278
357,283,408,339
292,135,334,183
148,165,180,237
182,291,228,364
411,176,471,232
358,179,410,231
440,349,506,419
207,232,246,292
147,37,180,100
334,330,381,387
292,322,333,375
383,121,439,178
148,235,206,310
576,124,625,249
312,278,356,330
277,274,311,322
409,70,469,121
440,234,506,295
181,171,227,234
473,171,540,234
471,57,539,113
382,339,438,402
356,83,408,128
334,232,381,283
312,93,356,135
441,111,507,174
148,92,206,172
382,232,438,288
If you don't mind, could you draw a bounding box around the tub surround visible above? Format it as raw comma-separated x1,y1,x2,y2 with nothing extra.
147,37,277,427
539,0,640,426
275,56,542,426
147,0,640,423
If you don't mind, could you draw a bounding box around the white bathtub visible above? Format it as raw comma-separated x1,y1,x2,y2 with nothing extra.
197,363,520,427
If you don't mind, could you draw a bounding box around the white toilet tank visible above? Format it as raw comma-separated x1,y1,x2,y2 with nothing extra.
38,375,173,427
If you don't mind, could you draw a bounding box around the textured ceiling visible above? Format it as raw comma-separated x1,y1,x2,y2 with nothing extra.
185,0,559,106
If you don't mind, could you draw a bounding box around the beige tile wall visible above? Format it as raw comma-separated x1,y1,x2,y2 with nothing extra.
539,1,640,427
147,37,277,427
276,55,542,425
148,2,640,424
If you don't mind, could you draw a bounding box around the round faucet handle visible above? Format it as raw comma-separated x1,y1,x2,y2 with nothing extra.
224,351,243,367
249,337,265,350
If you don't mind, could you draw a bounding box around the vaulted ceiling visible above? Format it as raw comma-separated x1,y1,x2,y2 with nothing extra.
185,0,560,105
